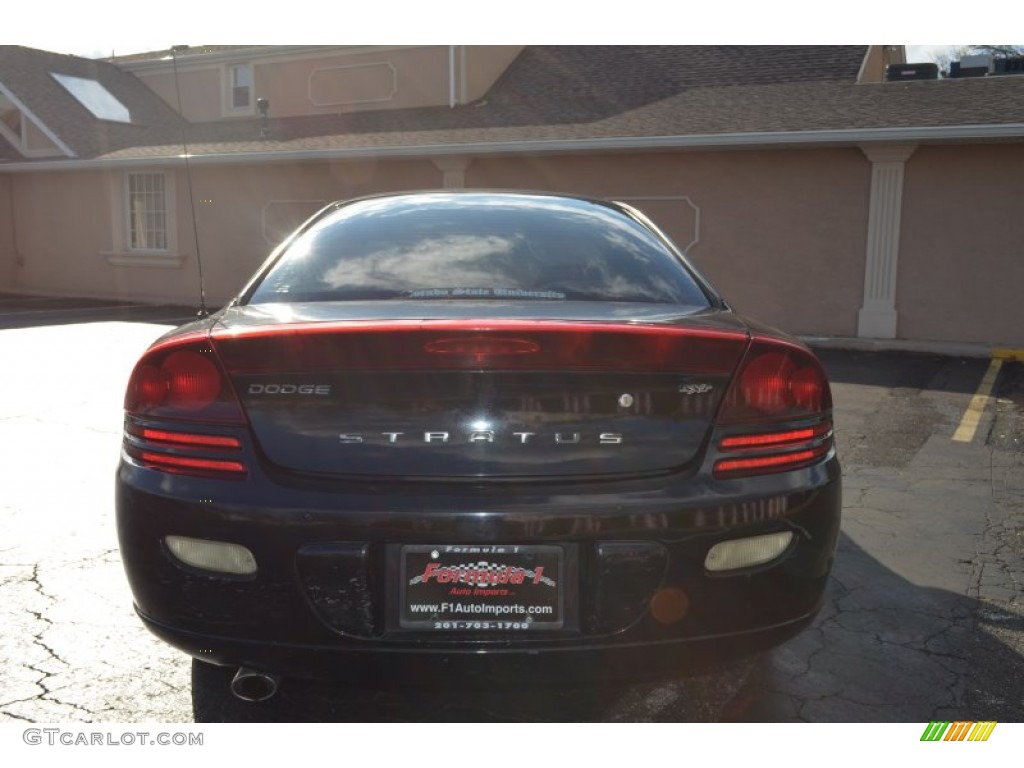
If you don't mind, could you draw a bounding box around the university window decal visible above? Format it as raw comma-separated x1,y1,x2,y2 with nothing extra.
127,172,168,250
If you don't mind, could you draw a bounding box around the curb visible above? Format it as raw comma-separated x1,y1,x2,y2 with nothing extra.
800,336,1001,359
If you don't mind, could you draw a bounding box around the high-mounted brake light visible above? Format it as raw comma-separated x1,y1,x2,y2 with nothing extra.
425,336,541,361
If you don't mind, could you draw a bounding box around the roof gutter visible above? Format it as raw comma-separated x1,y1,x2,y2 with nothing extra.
116,45,336,72
120,45,429,74
2,123,1023,173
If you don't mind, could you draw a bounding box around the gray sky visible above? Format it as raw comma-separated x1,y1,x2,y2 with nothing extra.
906,45,964,63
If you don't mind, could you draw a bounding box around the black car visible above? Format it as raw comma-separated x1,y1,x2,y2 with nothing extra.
116,191,840,716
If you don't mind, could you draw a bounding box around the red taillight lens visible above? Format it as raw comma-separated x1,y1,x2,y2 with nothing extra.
162,350,222,411
127,424,242,450
125,337,245,424
123,337,248,479
714,337,833,479
714,446,829,478
132,364,170,409
137,451,247,478
717,340,830,425
123,424,247,479
720,422,831,451
738,352,794,413
790,364,826,412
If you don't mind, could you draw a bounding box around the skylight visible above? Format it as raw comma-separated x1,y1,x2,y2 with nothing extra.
51,73,131,123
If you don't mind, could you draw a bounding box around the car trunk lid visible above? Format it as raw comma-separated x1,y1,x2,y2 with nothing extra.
211,305,749,479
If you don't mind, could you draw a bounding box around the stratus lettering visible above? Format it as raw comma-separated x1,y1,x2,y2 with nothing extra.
338,431,623,445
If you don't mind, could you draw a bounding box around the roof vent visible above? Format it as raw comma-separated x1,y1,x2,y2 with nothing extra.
885,63,938,81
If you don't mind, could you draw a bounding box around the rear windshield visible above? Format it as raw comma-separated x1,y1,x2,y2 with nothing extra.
247,193,711,307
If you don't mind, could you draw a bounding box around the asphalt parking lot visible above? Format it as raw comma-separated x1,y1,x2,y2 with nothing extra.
0,295,1021,722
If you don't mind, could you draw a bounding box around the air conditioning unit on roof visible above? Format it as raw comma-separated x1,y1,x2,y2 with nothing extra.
951,54,994,78
885,63,938,81
960,54,994,70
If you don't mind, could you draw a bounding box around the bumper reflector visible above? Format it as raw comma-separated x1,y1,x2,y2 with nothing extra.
705,532,794,572
165,536,257,575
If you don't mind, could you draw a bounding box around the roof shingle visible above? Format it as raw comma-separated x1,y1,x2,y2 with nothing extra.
0,45,186,158
2,45,1023,166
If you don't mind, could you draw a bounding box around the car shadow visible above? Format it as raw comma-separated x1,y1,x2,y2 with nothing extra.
191,531,1023,722
815,348,993,396
721,531,1024,722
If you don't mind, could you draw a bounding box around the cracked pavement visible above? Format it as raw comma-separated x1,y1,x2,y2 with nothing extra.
0,309,195,722
726,352,1024,722
0,305,1021,722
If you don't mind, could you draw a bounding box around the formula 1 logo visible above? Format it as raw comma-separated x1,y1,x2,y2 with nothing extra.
408,560,556,588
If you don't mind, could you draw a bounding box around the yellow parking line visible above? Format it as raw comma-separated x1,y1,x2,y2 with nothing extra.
993,347,1024,362
952,358,1003,443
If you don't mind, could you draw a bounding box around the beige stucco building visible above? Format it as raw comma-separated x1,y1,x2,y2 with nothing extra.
1,45,1022,346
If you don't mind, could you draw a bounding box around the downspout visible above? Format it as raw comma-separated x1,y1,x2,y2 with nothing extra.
449,45,456,108
7,175,23,271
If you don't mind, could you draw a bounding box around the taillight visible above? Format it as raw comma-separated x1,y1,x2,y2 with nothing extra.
133,428,242,450
717,340,830,424
125,336,245,424
713,337,833,479
123,336,248,479
135,451,247,478
719,423,831,451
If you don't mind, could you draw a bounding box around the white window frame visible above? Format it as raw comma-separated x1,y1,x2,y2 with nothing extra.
105,170,181,267
125,172,171,252
222,63,255,116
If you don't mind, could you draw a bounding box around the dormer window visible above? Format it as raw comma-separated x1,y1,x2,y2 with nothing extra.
225,64,253,114
1,99,24,143
0,86,71,157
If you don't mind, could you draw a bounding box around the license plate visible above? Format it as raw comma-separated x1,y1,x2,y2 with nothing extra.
400,544,563,631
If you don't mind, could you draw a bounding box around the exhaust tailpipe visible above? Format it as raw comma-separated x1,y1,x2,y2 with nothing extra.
230,667,280,702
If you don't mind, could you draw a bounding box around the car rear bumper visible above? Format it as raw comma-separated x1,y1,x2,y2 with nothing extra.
116,455,841,682
139,605,820,685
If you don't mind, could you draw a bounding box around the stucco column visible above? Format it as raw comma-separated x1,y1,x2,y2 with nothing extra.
857,144,917,339
433,157,472,189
